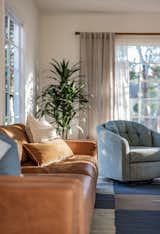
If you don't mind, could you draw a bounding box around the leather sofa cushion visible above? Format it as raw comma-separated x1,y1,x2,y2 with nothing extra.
23,140,73,166
129,146,160,163
22,154,98,178
0,124,29,162
105,120,152,146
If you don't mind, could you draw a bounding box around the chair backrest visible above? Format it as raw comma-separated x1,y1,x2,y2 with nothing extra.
104,120,152,146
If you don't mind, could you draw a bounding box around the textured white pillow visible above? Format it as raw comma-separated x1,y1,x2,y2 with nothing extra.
26,114,58,143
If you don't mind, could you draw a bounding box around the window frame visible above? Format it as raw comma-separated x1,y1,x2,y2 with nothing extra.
5,8,25,125
115,35,160,131
0,0,5,124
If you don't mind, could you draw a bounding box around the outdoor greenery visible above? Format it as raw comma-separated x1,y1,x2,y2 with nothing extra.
37,59,88,139
129,45,160,130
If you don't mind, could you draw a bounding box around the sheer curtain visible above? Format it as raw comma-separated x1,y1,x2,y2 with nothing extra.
115,35,160,131
114,41,130,120
79,33,160,138
80,32,115,139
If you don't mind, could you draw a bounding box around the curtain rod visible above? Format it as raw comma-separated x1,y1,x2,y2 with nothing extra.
75,32,160,35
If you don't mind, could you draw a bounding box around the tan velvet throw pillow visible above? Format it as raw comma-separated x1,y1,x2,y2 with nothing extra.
23,139,73,166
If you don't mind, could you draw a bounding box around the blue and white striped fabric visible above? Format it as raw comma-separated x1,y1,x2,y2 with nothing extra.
0,132,20,176
91,177,160,234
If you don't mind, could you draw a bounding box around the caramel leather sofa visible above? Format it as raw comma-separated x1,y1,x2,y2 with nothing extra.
0,124,98,234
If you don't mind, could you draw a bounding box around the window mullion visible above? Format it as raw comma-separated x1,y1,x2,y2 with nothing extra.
6,39,11,124
19,26,22,122
5,10,24,125
138,70,141,123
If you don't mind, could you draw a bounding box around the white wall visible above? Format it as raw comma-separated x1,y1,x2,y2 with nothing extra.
5,0,40,122
40,13,160,83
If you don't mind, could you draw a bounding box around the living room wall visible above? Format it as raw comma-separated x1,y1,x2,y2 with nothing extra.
39,13,160,87
5,0,40,122
38,12,160,137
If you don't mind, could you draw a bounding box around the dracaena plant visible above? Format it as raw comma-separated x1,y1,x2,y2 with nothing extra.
37,59,88,139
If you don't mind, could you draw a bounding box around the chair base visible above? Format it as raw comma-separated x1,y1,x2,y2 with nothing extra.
108,177,154,184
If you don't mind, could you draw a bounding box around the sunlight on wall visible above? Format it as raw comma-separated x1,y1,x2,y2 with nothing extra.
25,72,35,118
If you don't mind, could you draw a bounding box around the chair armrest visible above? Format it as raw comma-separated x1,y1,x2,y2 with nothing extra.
0,174,94,234
65,140,97,157
151,130,160,147
96,125,130,155
96,125,130,181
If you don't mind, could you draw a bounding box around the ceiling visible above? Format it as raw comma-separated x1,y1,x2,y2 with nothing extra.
34,0,160,14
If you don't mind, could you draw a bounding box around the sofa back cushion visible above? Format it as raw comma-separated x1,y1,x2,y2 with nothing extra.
0,124,29,162
105,120,152,146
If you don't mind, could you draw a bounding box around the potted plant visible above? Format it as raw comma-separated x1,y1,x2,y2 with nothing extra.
37,59,88,139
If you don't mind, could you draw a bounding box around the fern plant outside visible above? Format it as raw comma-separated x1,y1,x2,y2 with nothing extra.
37,59,88,139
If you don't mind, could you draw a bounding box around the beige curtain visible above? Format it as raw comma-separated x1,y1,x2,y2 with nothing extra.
79,32,115,139
114,43,130,120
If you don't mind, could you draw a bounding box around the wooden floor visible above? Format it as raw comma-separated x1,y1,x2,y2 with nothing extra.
91,177,160,234
90,177,115,234
90,209,115,234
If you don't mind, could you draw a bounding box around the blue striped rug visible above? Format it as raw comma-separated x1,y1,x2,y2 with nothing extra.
91,177,160,234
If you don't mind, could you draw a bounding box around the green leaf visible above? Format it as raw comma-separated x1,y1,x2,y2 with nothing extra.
36,58,88,138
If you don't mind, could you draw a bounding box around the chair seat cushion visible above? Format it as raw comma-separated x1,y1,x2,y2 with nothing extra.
129,146,160,163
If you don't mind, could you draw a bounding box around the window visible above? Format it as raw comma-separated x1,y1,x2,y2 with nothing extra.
5,10,24,124
115,36,160,131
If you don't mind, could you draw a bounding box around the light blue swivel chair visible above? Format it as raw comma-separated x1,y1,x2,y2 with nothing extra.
96,120,160,181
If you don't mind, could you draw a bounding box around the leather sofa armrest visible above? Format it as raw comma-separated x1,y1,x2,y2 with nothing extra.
0,174,93,234
65,140,97,157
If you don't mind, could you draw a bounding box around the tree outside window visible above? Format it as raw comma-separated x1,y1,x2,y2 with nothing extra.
129,45,160,131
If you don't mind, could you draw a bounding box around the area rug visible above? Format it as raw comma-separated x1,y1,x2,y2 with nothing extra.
90,177,160,234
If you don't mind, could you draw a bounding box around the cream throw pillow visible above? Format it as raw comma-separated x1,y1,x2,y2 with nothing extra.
26,114,58,143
